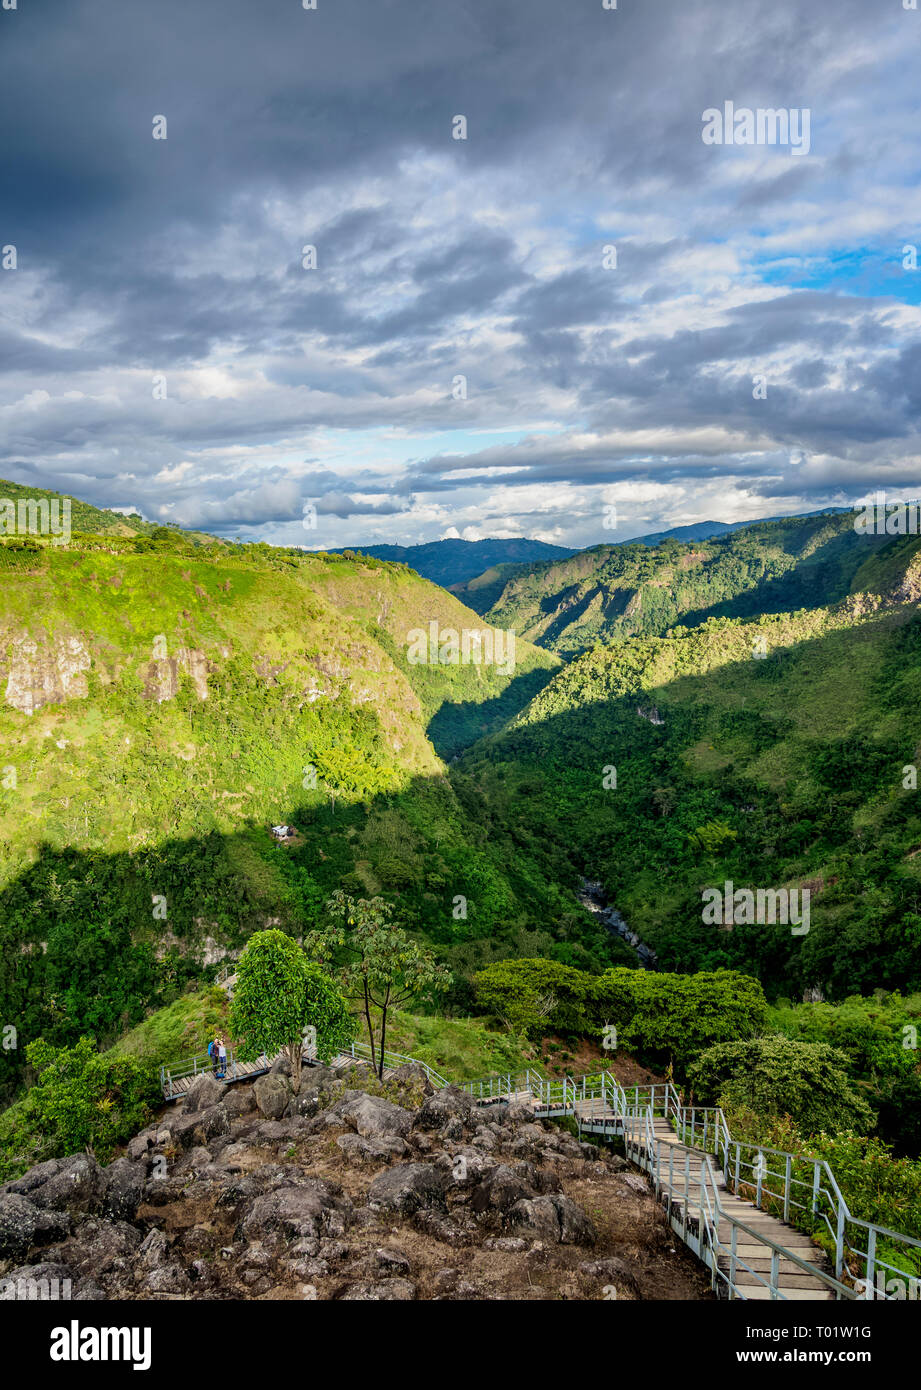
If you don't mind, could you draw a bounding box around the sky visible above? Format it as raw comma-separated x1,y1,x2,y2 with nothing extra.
2,0,921,549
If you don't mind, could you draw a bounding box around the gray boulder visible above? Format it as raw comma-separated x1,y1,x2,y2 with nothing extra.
10,1154,101,1214
240,1179,351,1242
183,1073,223,1113
142,1264,191,1295
169,1113,207,1149
0,1260,74,1300
253,1073,290,1120
340,1278,416,1300
579,1256,642,1299
0,1194,70,1260
126,1130,156,1162
470,1162,538,1215
100,1159,146,1222
223,1088,255,1118
325,1090,413,1141
413,1086,476,1132
367,1163,446,1216
198,1104,230,1139
507,1194,596,1246
336,1133,408,1164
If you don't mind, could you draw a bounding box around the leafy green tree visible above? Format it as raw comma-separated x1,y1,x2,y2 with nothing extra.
611,968,768,1070
307,892,451,1078
687,819,738,858
688,1035,875,1136
230,929,353,1088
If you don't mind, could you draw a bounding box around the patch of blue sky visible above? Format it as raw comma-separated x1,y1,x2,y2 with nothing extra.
751,245,920,303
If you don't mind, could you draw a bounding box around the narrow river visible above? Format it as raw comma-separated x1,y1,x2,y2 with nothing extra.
578,878,658,970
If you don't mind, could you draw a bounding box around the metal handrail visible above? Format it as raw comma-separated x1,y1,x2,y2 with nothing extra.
523,1069,918,1298
672,1103,921,1292
158,1043,919,1297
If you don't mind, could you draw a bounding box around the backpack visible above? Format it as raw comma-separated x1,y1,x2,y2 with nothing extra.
207,1042,214,1057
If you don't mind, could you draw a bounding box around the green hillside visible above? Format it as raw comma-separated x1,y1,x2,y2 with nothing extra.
458,535,921,1003
484,512,893,656
0,529,573,1101
0,475,216,542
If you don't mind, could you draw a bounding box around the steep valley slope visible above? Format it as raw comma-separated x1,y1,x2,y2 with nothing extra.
0,532,580,1100
482,511,894,656
458,532,921,1002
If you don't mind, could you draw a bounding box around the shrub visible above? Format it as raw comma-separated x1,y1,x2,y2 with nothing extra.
688,1035,875,1136
0,1036,158,1180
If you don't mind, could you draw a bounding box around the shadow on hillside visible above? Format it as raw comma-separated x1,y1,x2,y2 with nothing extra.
3,602,919,1105
426,663,558,759
676,531,891,631
455,602,921,1004
519,528,896,650
0,739,610,1099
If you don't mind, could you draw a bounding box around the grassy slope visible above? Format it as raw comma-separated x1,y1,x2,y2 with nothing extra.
0,475,217,541
0,534,584,1097
108,987,535,1083
485,512,893,655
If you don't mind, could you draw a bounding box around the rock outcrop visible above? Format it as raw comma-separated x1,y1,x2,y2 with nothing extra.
0,1061,713,1301
4,634,91,715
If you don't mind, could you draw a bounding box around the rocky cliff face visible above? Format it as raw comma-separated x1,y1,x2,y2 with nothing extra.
3,634,91,715
0,1062,711,1302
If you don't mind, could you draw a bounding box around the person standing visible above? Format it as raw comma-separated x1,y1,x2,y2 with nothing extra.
217,1037,227,1080
209,1036,219,1078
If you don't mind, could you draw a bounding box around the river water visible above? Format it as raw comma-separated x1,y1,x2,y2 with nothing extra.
578,878,658,970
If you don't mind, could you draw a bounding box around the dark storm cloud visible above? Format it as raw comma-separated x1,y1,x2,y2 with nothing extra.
0,0,919,543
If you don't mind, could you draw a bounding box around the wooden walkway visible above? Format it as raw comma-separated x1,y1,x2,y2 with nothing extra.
623,1115,836,1300
161,1047,403,1101
520,1092,838,1300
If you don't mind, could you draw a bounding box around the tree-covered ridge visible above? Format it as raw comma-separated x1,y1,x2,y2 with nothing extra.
458,557,921,1005
0,475,215,542
483,511,895,655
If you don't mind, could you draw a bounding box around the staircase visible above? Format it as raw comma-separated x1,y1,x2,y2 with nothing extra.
622,1113,835,1301
460,1068,921,1302
159,1044,921,1302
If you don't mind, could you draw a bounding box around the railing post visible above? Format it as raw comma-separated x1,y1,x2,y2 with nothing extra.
668,1142,675,1213
729,1223,738,1297
835,1200,845,1281
683,1152,690,1240
783,1155,792,1223
811,1161,820,1217
770,1247,780,1300
734,1144,740,1194
866,1227,877,1301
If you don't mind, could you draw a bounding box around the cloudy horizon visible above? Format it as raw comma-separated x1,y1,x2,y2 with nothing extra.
2,0,921,549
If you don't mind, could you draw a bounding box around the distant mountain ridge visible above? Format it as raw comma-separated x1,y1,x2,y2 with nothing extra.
341,510,853,602
336,537,577,588
479,511,883,655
